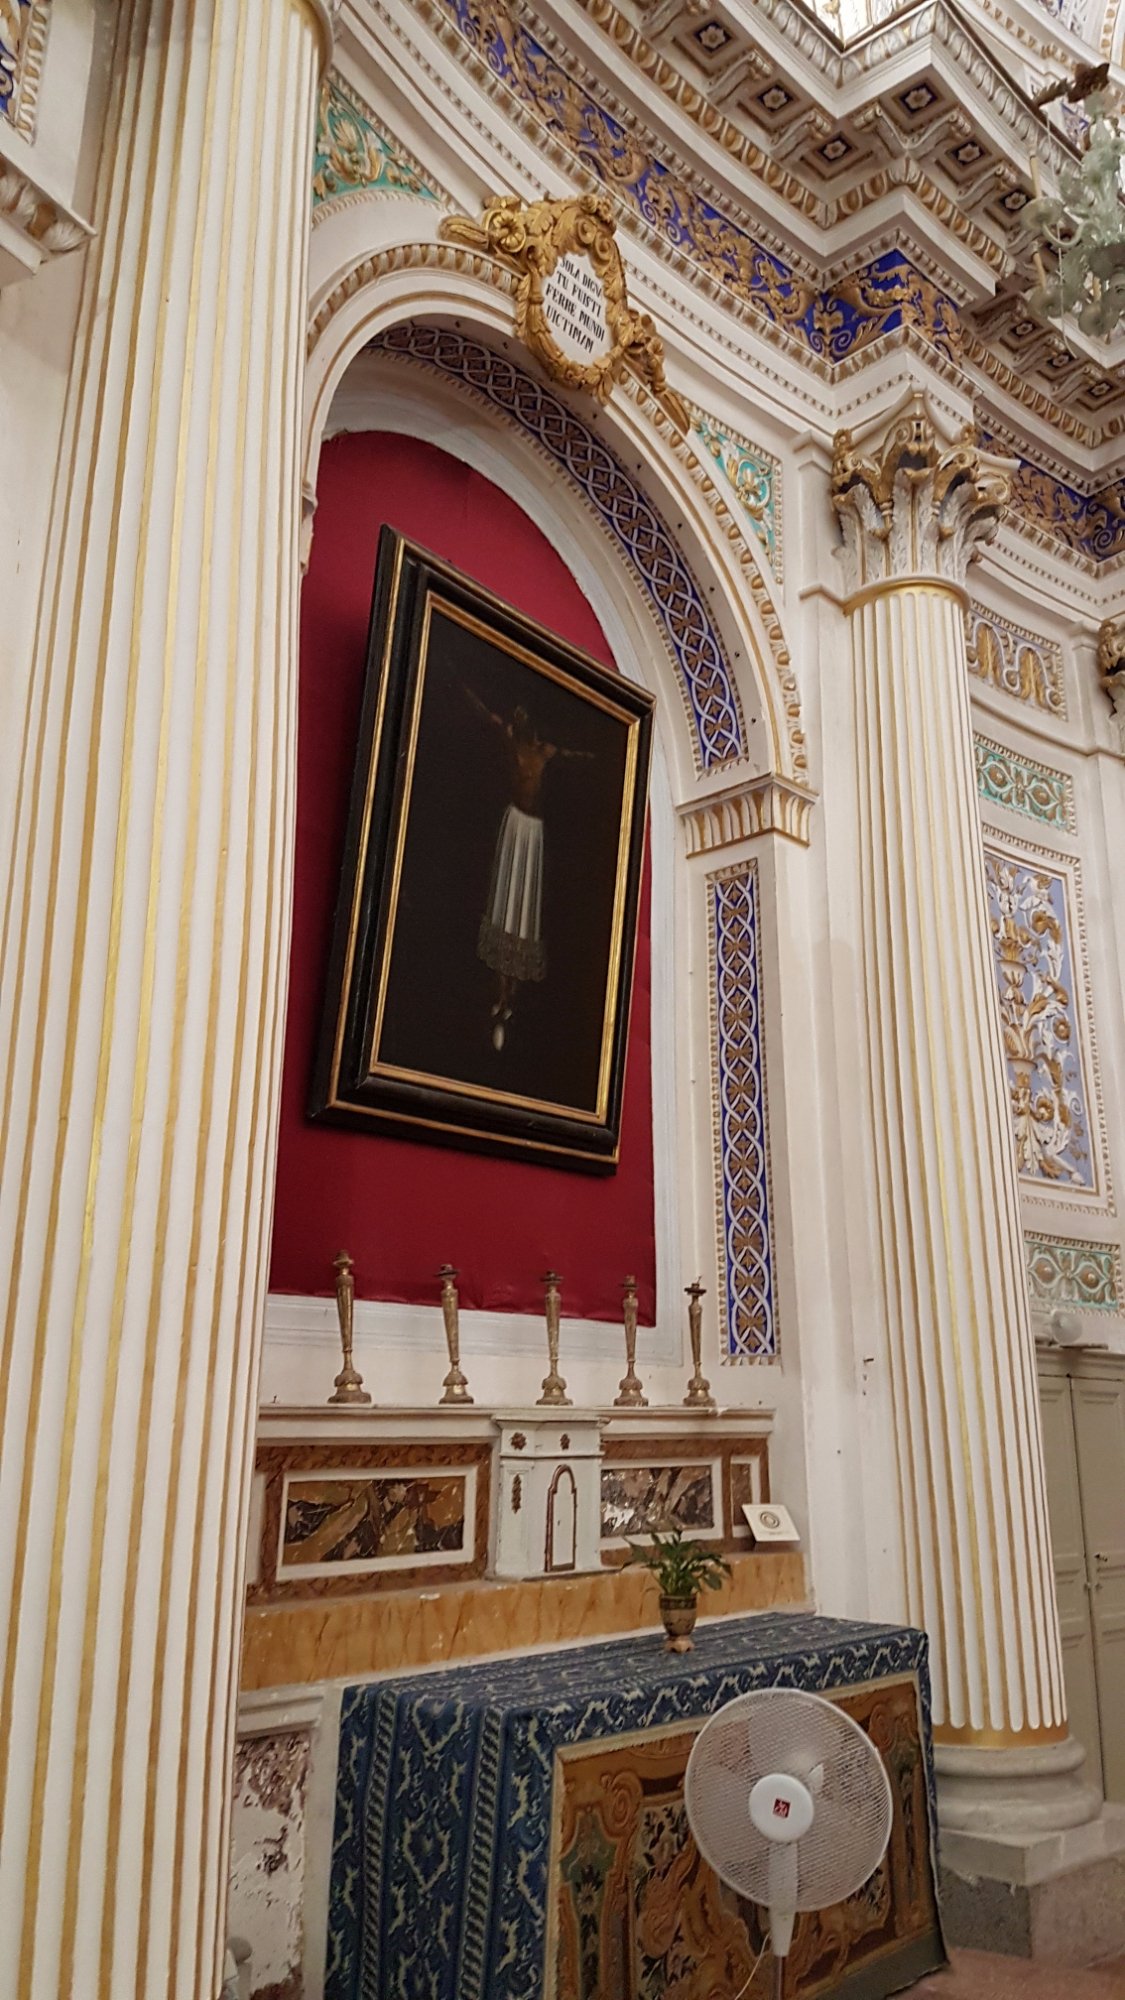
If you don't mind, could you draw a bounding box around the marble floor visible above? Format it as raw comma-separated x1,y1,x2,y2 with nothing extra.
911,1952,1125,1997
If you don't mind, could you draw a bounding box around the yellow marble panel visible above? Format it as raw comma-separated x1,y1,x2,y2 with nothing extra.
240,1551,807,1690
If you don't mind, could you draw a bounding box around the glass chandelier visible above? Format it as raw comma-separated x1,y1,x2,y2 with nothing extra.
1026,95,1125,339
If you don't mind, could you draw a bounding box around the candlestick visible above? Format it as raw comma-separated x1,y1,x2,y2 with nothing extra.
536,1269,572,1407
682,1278,716,1411
613,1274,647,1407
328,1250,372,1404
437,1263,473,1404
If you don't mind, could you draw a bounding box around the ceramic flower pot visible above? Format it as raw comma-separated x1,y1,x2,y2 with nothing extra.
659,1593,698,1652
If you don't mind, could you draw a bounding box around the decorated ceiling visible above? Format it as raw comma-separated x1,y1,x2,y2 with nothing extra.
393,0,1125,555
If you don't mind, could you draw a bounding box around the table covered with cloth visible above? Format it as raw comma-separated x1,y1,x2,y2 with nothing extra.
325,1610,946,2000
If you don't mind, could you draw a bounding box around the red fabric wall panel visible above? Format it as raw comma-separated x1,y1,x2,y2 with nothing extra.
269,431,656,1321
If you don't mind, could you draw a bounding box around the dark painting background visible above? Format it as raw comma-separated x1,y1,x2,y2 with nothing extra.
376,603,631,1115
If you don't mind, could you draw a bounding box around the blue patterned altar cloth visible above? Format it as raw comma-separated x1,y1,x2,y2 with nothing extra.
325,1611,935,2000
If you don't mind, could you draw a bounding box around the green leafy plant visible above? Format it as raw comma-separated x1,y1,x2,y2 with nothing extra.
628,1524,732,1600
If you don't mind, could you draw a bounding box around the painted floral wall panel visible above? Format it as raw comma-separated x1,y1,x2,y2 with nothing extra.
983,844,1106,1201
312,77,439,214
974,737,1075,834
1025,1233,1124,1314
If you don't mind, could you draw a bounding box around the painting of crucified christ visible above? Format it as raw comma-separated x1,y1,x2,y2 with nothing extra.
310,529,653,1171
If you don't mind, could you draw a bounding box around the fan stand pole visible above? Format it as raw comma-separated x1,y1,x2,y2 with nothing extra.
771,1958,785,2000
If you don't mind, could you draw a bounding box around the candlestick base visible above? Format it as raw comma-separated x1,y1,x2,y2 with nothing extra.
683,1375,717,1411
329,1367,372,1406
613,1374,648,1408
537,1374,572,1408
439,1367,474,1405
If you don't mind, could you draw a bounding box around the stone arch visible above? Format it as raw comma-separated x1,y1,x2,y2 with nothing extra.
302,234,807,794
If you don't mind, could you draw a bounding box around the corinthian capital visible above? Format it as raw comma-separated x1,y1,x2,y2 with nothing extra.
831,395,1010,597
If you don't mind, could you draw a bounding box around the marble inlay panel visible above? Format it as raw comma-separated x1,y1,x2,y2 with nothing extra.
280,1467,473,1578
252,1440,492,1599
229,1730,309,2000
974,735,1075,833
729,1454,766,1534
600,1462,719,1541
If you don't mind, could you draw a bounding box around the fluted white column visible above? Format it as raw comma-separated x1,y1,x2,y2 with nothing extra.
0,4,325,1995
833,398,1091,1830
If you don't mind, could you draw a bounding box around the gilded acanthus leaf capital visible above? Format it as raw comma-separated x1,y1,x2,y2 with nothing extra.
831,398,1011,595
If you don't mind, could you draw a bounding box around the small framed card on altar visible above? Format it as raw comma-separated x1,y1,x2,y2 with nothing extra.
742,1502,799,1546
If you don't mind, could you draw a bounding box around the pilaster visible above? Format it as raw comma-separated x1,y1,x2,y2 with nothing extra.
0,2,325,1993
831,393,1093,1832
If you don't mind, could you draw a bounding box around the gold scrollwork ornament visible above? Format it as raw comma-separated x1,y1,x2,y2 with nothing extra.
441,192,689,430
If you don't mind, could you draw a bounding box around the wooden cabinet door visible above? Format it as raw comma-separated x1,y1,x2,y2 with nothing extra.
1039,1371,1103,1792
1072,1375,1125,1803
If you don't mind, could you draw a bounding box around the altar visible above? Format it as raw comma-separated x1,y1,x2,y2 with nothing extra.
324,1613,945,2000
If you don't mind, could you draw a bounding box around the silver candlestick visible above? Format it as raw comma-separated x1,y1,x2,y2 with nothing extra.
536,1270,572,1407
613,1273,648,1407
437,1263,473,1404
328,1250,372,1405
683,1278,716,1411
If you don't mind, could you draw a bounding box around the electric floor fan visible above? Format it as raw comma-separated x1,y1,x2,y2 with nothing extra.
684,1687,894,2000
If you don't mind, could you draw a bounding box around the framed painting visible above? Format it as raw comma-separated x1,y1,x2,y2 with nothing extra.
309,529,654,1170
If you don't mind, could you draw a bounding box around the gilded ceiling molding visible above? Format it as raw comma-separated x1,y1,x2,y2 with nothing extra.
570,0,1013,276
369,0,1125,568
831,398,1010,593
963,326,1125,454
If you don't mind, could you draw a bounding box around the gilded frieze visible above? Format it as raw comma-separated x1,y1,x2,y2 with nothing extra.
974,736,1074,832
415,0,1125,560
966,605,1066,717
312,76,440,215
428,1,961,369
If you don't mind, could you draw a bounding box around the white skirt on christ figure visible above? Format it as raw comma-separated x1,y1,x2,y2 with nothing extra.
478,804,546,983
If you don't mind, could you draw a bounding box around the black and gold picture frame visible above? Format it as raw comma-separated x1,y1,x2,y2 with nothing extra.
310,529,654,1170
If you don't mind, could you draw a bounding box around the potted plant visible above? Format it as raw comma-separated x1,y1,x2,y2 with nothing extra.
629,1524,732,1652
